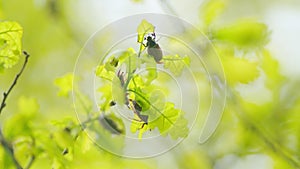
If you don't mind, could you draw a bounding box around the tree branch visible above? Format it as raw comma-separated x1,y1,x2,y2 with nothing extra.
0,51,30,115
0,51,31,169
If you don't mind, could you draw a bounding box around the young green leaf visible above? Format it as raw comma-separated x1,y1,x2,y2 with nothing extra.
0,21,23,70
130,114,149,140
98,84,113,111
18,96,39,118
148,102,188,139
128,75,166,112
129,87,188,139
200,0,227,25
54,73,74,97
261,50,285,89
141,54,158,84
53,130,73,150
167,114,189,139
95,64,115,82
222,56,259,85
119,48,140,74
137,19,155,43
212,19,269,48
3,97,39,140
163,54,190,76
111,75,126,105
128,74,146,90
13,136,35,166
95,55,119,82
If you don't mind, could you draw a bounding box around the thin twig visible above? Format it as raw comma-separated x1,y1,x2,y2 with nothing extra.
0,51,30,169
0,51,30,115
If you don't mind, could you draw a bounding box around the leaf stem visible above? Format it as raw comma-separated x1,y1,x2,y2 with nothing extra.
137,42,144,58
123,54,135,91
81,116,99,129
162,58,186,61
137,27,152,58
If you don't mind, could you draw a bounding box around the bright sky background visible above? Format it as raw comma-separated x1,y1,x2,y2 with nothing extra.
265,5,300,77
69,0,300,79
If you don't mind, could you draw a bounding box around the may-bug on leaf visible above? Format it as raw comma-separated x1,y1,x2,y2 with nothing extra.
144,33,163,64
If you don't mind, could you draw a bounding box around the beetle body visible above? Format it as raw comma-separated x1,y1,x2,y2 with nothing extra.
145,34,163,63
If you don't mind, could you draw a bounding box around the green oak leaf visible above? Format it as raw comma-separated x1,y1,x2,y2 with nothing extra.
137,19,155,43
54,73,74,97
128,75,151,111
141,54,157,84
3,97,39,140
262,50,285,89
95,64,115,82
111,75,126,105
18,96,39,117
130,114,149,140
200,0,226,25
222,56,259,85
119,48,140,74
98,84,113,111
213,19,269,48
163,54,190,76
129,87,188,139
128,74,145,90
148,102,188,139
0,21,23,70
167,113,189,139
95,55,118,82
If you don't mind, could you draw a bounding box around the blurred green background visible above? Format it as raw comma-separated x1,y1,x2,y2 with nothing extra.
0,0,300,168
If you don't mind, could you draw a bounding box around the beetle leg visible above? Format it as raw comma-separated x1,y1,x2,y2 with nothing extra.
152,33,156,40
142,42,148,47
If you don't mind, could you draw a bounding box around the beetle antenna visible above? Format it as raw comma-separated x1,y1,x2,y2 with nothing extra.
152,33,156,40
156,36,162,43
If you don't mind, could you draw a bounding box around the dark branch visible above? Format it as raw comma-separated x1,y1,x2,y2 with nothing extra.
0,51,30,169
0,51,30,115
